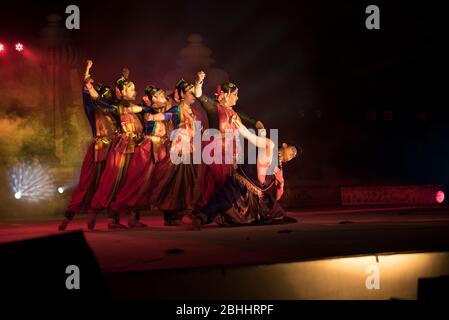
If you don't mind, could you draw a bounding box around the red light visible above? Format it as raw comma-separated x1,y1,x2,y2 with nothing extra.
436,191,445,204
0,43,4,52
15,43,24,52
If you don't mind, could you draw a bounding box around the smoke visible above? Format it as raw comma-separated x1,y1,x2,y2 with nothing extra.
0,60,87,220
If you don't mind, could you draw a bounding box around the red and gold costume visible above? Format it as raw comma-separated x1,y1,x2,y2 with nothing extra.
60,87,118,230
110,96,176,222
147,81,202,224
195,87,261,212
89,102,143,214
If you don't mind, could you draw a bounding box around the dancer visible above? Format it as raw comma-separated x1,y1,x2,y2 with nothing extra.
192,118,298,229
88,77,153,229
193,71,265,212
110,85,177,227
148,79,202,226
58,60,118,231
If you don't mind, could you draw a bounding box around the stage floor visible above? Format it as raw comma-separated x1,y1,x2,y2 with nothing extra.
1,205,449,274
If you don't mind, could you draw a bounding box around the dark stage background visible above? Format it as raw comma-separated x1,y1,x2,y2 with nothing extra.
0,1,448,216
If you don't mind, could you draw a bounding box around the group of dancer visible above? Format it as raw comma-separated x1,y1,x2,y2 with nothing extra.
58,60,298,231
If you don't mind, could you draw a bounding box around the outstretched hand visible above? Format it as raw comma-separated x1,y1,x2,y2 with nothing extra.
274,168,284,185
255,121,265,130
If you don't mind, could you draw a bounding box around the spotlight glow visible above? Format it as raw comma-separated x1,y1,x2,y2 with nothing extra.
0,43,4,52
436,191,445,204
9,160,55,202
15,43,24,52
57,187,64,194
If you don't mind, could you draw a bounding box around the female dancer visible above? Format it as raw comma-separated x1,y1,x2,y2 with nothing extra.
192,117,298,229
110,85,177,227
148,79,203,226
88,78,153,229
59,60,118,231
193,71,264,212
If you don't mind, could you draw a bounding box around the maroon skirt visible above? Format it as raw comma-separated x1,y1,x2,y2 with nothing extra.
67,141,106,213
89,136,134,211
111,137,168,213
195,162,234,212
148,154,201,213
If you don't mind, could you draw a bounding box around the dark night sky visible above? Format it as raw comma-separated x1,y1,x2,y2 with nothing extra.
1,1,448,183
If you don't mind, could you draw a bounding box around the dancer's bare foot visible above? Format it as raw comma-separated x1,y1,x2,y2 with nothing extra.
282,216,298,224
192,217,203,231
164,219,183,226
58,218,70,231
128,211,148,228
163,211,184,226
108,222,128,230
87,212,97,231
129,221,148,228
191,213,207,231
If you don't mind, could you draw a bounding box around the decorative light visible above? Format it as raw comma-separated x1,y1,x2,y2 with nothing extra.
9,160,55,202
15,43,24,52
436,191,445,204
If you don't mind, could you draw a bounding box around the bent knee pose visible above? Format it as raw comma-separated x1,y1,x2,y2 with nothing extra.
88,77,152,230
110,85,178,228
192,118,298,229
193,71,264,213
148,79,203,226
59,60,118,231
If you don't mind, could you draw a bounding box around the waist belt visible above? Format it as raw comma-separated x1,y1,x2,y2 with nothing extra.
94,136,112,144
148,135,167,143
233,172,273,198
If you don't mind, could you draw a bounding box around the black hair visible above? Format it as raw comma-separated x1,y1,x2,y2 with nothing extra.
175,79,194,99
221,82,238,94
116,78,132,92
144,85,160,102
97,85,114,101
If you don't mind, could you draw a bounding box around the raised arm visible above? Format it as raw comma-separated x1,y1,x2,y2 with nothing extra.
194,71,206,98
83,60,99,100
84,59,93,81
194,71,217,114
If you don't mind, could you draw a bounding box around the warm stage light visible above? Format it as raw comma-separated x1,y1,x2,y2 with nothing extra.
9,160,55,202
436,190,445,204
0,43,4,52
57,187,64,194
15,43,24,52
